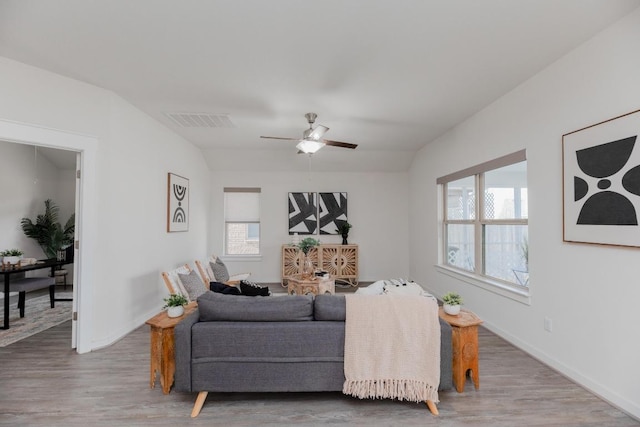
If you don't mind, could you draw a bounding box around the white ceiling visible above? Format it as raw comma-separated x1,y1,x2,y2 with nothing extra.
1,0,639,171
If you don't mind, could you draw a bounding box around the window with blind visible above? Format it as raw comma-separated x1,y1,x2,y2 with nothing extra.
224,188,261,256
438,150,528,289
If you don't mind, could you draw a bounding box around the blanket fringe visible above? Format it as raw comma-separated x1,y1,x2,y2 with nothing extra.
343,379,439,403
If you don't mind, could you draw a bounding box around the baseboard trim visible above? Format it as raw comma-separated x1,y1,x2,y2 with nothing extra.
89,306,160,351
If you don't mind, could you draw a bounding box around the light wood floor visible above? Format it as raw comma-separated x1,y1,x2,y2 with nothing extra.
0,299,638,426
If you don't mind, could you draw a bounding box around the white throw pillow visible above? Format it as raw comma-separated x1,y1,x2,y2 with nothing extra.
165,265,191,300
383,280,433,299
355,280,386,295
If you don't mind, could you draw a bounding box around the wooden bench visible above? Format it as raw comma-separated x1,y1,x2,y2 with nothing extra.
9,277,55,317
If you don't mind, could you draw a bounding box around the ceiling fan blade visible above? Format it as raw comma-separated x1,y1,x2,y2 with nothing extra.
260,136,298,141
323,139,358,149
307,125,329,140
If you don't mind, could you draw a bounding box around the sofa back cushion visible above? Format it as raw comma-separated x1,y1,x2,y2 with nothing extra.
314,295,346,321
198,291,313,321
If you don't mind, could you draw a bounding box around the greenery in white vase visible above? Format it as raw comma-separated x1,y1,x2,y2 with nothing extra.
1,249,24,257
296,237,320,255
442,292,463,306
163,294,188,308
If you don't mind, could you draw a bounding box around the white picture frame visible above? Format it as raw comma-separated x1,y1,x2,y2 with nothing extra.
563,109,640,247
167,173,189,232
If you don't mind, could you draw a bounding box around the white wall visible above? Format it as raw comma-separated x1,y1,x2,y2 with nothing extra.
409,7,640,419
209,170,410,282
0,140,68,258
0,57,210,350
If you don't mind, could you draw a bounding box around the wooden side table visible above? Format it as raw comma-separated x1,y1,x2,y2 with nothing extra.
439,307,483,393
145,302,198,394
287,274,335,296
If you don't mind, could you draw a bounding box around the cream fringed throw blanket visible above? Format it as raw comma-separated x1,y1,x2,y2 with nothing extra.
342,294,440,403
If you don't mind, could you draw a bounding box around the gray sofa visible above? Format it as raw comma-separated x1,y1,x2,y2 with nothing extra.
175,292,452,417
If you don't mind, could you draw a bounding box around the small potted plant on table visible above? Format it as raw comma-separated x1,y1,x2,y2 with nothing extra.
1,249,24,266
442,292,463,316
163,294,188,318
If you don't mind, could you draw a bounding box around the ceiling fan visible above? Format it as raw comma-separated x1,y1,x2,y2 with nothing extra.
260,113,358,154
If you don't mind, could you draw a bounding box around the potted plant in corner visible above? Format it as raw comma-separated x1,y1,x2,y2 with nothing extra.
336,221,352,245
1,249,24,265
163,294,188,318
442,292,463,316
296,237,320,278
20,199,75,260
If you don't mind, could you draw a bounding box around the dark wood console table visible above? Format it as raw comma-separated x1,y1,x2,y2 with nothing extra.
1,259,73,329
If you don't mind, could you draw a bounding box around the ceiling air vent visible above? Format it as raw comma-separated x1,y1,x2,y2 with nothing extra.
165,112,235,128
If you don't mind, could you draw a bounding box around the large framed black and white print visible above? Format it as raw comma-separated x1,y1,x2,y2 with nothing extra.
319,192,348,235
563,109,640,247
288,192,318,235
167,173,189,232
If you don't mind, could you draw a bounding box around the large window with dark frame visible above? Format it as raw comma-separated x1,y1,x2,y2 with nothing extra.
438,150,528,288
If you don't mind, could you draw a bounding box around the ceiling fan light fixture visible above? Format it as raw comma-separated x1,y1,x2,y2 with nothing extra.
307,124,329,140
296,139,325,154
262,112,355,152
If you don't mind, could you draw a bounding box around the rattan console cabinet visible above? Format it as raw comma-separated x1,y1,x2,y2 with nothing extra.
281,244,358,287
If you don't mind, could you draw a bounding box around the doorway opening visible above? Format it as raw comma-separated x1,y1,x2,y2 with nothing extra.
0,119,97,353
0,141,77,346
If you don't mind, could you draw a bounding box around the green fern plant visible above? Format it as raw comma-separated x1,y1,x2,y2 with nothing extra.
20,199,75,259
335,221,352,236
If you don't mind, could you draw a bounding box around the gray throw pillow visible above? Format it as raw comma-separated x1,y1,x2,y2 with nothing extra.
178,270,207,301
198,292,314,322
314,295,346,321
209,258,230,282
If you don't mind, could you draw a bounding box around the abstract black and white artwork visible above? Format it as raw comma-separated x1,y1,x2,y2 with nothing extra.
319,192,348,235
288,192,318,235
167,173,189,232
563,109,640,247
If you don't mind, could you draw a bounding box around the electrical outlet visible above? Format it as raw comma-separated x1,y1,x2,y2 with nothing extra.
544,317,553,332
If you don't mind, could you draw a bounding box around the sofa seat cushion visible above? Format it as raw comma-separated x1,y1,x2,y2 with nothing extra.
197,291,313,322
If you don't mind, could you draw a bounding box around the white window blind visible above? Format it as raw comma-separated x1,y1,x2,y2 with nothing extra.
224,187,261,256
224,188,260,222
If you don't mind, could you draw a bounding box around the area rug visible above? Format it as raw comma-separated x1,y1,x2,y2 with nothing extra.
0,292,72,347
